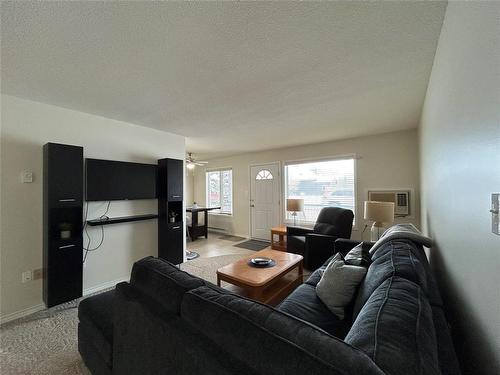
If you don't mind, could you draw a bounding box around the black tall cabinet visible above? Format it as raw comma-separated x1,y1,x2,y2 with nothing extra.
158,158,184,264
43,143,83,307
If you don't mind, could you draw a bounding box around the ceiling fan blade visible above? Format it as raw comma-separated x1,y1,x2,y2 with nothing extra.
194,162,206,166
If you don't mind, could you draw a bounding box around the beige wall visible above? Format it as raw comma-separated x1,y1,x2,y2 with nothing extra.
0,95,185,322
419,2,500,373
193,129,420,239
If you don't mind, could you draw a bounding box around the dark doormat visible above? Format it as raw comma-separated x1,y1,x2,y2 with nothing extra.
218,234,246,242
234,239,270,251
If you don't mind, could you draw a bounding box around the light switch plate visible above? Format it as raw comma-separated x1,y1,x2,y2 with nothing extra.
21,171,33,183
492,193,499,236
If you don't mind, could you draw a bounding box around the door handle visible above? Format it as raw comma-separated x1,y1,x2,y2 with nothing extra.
59,244,76,249
172,226,181,229
59,198,76,202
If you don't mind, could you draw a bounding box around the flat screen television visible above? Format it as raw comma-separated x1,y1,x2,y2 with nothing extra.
85,158,157,201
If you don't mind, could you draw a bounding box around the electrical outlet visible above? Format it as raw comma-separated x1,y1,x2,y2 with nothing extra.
492,193,499,235
22,270,33,283
33,268,43,280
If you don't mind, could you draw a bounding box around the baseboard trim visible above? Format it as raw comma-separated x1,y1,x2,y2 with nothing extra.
0,303,45,325
83,277,129,296
0,277,129,326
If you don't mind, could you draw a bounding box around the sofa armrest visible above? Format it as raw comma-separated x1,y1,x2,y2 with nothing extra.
287,226,314,236
334,239,374,256
303,233,338,270
112,282,240,375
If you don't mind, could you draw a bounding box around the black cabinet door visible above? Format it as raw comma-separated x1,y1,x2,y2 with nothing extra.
47,143,83,206
47,238,83,306
159,223,183,264
167,159,183,201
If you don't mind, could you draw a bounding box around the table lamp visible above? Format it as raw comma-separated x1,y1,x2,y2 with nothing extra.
364,201,395,241
287,198,304,226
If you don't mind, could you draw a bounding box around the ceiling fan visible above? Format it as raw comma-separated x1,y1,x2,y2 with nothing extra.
186,152,208,169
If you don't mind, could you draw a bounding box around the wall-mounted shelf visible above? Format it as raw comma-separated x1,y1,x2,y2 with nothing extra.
87,214,158,226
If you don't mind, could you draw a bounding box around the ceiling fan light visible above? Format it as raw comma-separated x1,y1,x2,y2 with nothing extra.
187,162,196,170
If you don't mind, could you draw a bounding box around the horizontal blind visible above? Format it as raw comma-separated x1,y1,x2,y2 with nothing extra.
285,158,355,223
206,169,232,214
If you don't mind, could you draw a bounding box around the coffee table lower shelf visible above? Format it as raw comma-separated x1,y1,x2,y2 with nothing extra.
217,266,303,306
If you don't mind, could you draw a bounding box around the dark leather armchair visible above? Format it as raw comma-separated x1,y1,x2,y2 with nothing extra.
287,207,354,270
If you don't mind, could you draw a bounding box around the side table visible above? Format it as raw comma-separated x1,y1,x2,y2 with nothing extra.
270,226,287,251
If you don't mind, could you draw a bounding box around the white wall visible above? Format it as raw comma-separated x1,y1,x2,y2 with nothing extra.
419,3,500,373
0,95,185,321
185,169,194,205
193,129,420,239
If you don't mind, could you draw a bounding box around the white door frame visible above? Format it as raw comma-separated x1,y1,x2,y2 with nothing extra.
249,161,282,240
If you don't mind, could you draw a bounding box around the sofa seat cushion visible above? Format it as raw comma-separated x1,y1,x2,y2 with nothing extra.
78,290,115,368
345,277,440,375
181,285,385,375
130,256,206,315
352,240,429,319
278,283,350,338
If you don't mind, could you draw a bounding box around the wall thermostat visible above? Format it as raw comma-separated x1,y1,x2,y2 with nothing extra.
21,171,33,183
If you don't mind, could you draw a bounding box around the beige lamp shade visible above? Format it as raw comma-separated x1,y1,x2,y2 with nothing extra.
287,198,304,212
364,201,395,224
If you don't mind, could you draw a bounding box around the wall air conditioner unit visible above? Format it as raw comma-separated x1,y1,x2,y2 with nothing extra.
368,190,411,217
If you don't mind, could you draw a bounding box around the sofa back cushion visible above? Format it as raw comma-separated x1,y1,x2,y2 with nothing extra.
352,240,428,320
345,277,440,375
431,306,462,375
130,256,205,315
181,285,385,375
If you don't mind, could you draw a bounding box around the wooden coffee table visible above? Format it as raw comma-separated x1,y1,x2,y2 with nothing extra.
216,249,303,306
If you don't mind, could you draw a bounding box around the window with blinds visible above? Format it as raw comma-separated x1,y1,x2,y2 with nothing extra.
206,169,233,214
284,158,355,224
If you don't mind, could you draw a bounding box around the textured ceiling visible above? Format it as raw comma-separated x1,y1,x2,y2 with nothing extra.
1,1,446,158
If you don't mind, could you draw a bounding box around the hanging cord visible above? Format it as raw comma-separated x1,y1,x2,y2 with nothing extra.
361,224,368,241
83,201,111,263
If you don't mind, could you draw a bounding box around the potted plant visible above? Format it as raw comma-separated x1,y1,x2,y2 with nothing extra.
169,211,178,223
59,222,73,239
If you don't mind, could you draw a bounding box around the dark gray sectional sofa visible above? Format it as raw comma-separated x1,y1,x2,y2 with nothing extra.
78,239,460,375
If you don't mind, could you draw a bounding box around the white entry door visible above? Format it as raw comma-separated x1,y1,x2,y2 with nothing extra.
250,163,280,241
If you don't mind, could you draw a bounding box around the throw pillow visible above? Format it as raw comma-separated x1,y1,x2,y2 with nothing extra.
344,242,372,267
316,253,367,320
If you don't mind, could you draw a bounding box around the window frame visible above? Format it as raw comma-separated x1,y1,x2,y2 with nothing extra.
282,154,357,228
205,167,233,215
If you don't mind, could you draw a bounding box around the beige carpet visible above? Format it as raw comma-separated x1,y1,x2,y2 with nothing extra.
0,254,249,375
